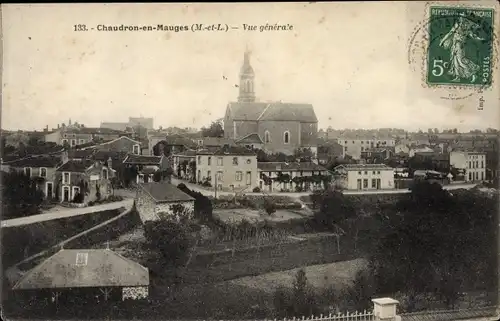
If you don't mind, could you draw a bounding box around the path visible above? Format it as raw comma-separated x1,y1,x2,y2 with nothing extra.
1,199,134,228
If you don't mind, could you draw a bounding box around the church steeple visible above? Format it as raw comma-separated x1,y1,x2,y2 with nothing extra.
238,47,256,103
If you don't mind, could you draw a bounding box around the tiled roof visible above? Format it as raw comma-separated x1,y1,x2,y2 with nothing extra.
68,149,96,159
162,134,197,147
2,155,62,168
228,102,318,122
12,249,149,290
56,159,94,172
63,127,125,135
139,182,195,203
197,145,256,156
258,162,327,171
336,164,393,171
123,154,162,165
173,149,197,157
236,133,264,144
200,137,235,147
93,150,129,162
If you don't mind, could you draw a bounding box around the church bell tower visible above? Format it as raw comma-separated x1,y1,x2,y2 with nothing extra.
237,48,256,103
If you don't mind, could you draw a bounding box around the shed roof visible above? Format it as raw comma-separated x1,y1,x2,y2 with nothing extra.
139,182,195,203
13,249,149,290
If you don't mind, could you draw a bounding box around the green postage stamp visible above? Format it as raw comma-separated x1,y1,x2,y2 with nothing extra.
426,6,494,87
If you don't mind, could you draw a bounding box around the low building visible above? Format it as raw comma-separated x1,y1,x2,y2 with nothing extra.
148,134,197,156
235,133,264,150
135,182,195,223
360,147,394,164
77,136,142,155
409,145,433,157
196,145,258,192
12,249,149,304
45,123,125,147
337,137,396,159
1,154,66,199
334,164,395,191
257,161,330,192
172,149,197,181
55,159,115,203
122,154,171,184
450,151,486,182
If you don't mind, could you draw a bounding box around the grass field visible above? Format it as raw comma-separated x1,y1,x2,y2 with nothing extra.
226,258,368,293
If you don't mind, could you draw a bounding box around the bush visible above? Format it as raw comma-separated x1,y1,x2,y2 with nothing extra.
263,198,277,215
252,187,261,193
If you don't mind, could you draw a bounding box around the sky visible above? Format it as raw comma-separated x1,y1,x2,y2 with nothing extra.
2,2,499,132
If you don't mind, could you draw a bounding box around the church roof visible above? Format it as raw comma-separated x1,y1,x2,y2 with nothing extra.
228,102,317,123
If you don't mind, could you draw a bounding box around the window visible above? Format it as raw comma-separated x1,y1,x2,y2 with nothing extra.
372,171,376,174
475,161,478,168
24,167,32,177
198,156,202,164
246,158,251,164
264,131,271,143
364,171,367,174
133,144,140,155
72,186,80,200
481,171,484,180
207,171,211,180
363,179,368,188
372,179,377,188
284,131,290,144
358,171,362,175
232,157,239,165
39,167,47,178
481,161,484,168
208,157,211,166
361,147,364,152
377,171,380,174
469,172,472,181
79,139,85,144
62,139,69,145
246,171,251,185
344,146,347,151
357,179,362,189
102,168,108,180
361,141,364,144
235,171,243,181
75,252,88,266
344,141,347,144
475,172,479,180
71,139,77,146
217,157,223,166
468,162,471,169
63,172,70,184
217,171,223,181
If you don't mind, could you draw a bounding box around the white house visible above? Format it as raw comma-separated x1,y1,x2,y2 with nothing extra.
337,137,396,160
449,151,486,182
334,164,395,191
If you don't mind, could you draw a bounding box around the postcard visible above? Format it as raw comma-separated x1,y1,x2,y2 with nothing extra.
1,2,499,321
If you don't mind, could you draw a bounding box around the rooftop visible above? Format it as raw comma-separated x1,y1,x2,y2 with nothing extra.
123,154,162,165
197,145,256,156
13,249,149,290
336,164,393,171
139,182,195,203
258,161,327,171
227,102,318,123
2,155,62,168
56,159,95,172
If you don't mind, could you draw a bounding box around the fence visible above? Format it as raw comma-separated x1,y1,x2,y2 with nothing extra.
265,310,375,321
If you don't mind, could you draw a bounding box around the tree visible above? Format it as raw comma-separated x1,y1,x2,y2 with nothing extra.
1,170,45,219
144,220,196,267
201,121,224,138
314,190,356,228
263,197,276,215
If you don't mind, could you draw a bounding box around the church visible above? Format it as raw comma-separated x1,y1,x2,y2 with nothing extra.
223,50,318,156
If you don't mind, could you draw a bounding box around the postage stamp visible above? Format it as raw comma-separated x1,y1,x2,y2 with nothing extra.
426,6,495,87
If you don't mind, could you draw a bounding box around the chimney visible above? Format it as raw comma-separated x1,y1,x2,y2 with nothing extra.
57,124,60,129
107,157,112,169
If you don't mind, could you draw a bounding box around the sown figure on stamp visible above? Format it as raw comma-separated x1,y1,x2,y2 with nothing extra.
439,13,484,83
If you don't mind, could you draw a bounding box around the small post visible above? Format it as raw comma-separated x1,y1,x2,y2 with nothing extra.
372,298,400,321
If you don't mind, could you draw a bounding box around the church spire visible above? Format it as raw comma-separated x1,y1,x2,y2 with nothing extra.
238,47,256,103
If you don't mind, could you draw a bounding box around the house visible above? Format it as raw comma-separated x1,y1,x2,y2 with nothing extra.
409,145,434,157
45,122,125,147
394,143,410,154
337,137,396,159
450,151,486,182
1,153,66,199
196,145,258,192
235,133,264,150
122,154,172,184
257,161,330,192
148,134,197,156
223,50,318,155
197,137,236,149
135,182,195,223
12,249,149,304
77,136,142,155
334,164,395,191
55,159,115,203
172,149,197,181
360,147,394,164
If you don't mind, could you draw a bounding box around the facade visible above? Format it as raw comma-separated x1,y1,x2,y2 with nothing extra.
360,147,394,164
196,145,258,192
148,134,196,156
235,133,264,150
12,249,149,303
334,164,395,191
337,137,396,159
394,143,410,155
55,159,115,203
257,161,330,192
172,149,197,180
122,154,171,184
1,154,66,199
78,136,142,155
223,50,318,155
449,151,487,182
409,145,434,157
45,123,125,147
135,182,195,223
